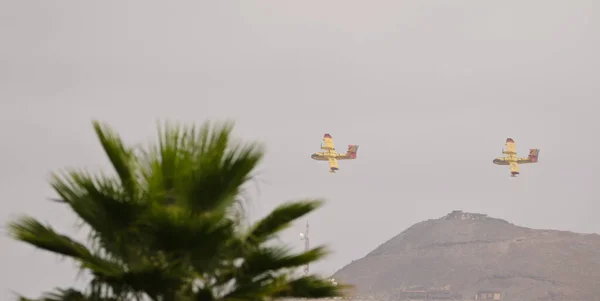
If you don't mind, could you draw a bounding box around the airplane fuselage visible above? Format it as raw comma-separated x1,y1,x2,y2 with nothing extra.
492,154,517,165
311,151,338,161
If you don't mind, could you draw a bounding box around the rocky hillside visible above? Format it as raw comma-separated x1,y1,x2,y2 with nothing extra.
331,211,600,301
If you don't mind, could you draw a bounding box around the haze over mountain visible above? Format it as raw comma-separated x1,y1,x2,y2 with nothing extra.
332,211,600,301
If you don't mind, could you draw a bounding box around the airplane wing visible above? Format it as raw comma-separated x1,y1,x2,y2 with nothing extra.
322,133,335,150
503,138,517,154
509,161,520,176
328,157,339,172
517,149,540,164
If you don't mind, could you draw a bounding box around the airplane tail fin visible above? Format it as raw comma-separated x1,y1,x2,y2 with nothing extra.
346,145,359,159
528,149,540,163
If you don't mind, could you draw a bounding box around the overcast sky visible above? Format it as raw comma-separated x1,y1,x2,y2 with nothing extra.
1,0,599,299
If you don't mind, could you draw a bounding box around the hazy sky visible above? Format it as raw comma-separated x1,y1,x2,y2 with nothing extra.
1,0,599,299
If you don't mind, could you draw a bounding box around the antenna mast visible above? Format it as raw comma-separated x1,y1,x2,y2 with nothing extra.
300,220,310,275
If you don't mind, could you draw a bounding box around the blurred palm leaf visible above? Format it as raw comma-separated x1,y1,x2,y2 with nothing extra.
8,119,347,301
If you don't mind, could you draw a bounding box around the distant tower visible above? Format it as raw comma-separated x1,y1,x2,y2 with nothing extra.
300,221,310,275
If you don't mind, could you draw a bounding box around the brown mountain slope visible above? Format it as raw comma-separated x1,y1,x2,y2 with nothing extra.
331,211,600,301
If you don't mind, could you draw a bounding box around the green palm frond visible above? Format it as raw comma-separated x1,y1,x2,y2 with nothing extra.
48,170,147,260
8,216,92,259
274,275,348,298
181,140,263,215
246,199,323,245
137,120,263,215
212,244,333,298
7,119,348,301
92,121,140,201
221,273,344,301
49,170,142,232
92,265,187,300
16,287,115,301
134,205,236,267
238,245,329,279
220,274,289,301
7,216,135,280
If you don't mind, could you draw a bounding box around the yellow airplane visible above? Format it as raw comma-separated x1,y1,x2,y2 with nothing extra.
493,138,540,177
311,133,359,173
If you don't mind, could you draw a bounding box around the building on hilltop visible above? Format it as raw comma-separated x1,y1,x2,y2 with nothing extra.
474,290,502,300
397,286,462,300
444,210,488,221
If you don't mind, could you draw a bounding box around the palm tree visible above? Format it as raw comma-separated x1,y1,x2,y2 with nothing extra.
8,120,347,301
